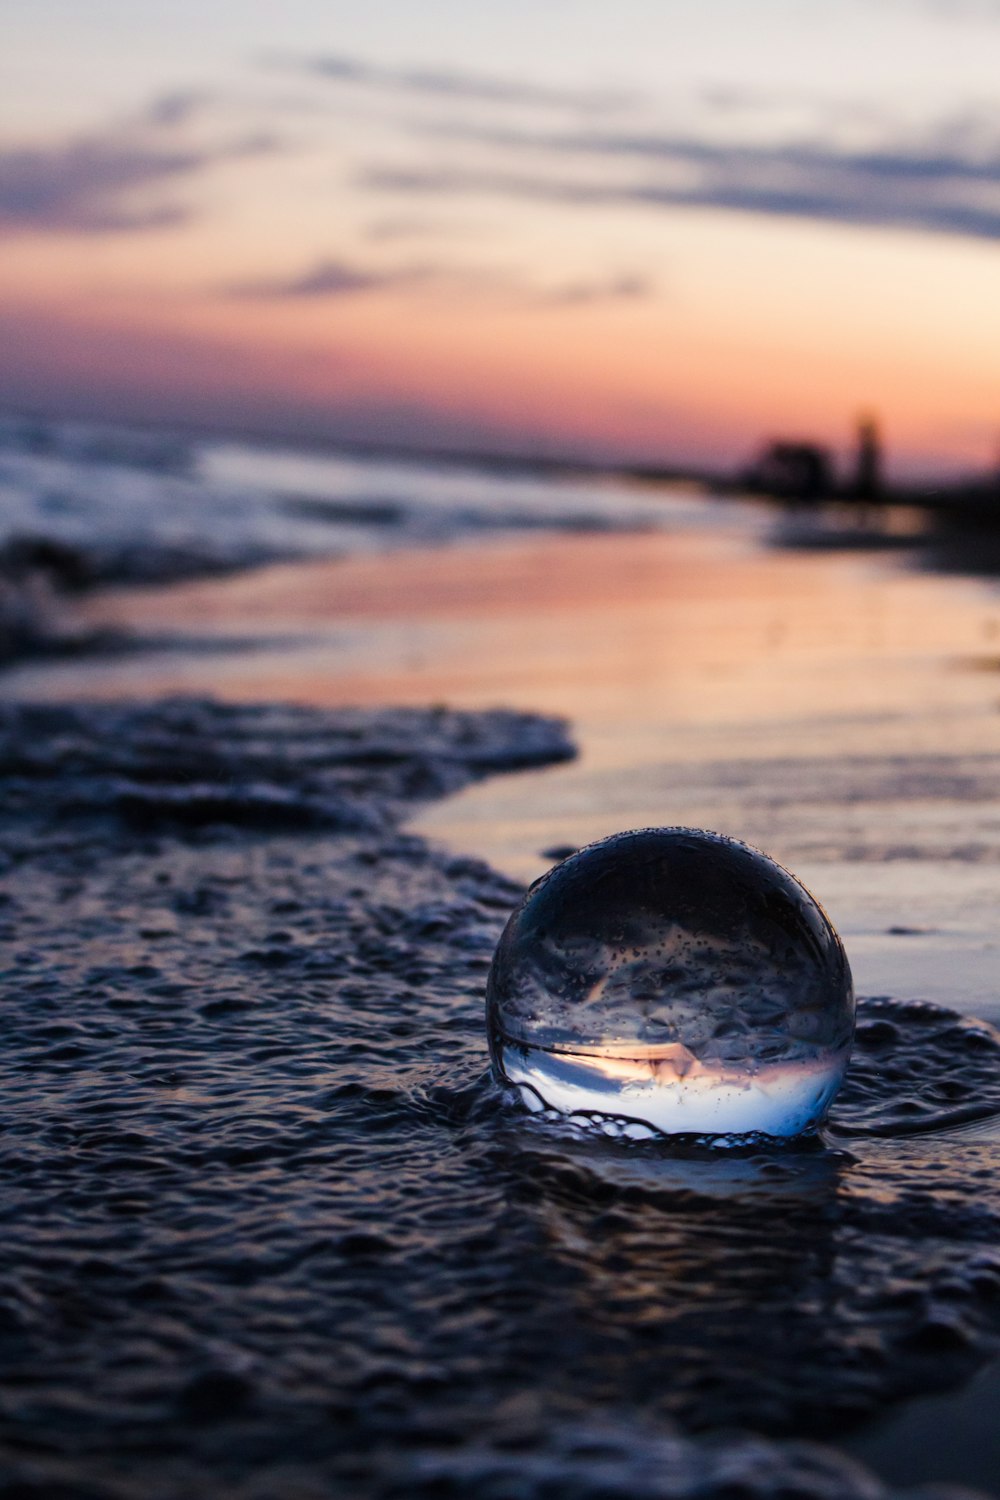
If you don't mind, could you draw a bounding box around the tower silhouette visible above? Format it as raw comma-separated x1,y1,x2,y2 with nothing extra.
854,412,882,502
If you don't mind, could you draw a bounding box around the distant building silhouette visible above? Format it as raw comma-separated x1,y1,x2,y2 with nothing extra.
743,440,833,501
853,412,883,501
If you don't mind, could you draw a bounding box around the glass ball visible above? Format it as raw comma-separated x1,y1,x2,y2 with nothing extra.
486,828,854,1138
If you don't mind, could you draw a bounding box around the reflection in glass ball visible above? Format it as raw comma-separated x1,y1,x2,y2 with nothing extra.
486,828,854,1139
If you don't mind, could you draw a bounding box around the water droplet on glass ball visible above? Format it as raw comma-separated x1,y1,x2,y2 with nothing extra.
485,828,854,1139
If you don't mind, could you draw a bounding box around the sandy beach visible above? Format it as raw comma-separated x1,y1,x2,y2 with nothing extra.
11,519,1000,1021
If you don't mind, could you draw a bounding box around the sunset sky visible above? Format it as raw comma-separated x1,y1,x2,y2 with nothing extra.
2,0,1000,477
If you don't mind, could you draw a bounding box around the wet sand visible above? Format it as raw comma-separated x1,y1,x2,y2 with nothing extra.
6,517,1000,1497
14,523,998,756
8,522,1000,1019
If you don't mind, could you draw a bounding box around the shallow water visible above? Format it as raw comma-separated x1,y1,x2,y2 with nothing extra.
1,700,999,1499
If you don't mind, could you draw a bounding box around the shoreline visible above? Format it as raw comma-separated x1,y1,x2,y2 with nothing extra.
11,524,999,1025
5,405,996,503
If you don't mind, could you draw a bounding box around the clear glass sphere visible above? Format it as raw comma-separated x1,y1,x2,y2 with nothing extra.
486,828,854,1138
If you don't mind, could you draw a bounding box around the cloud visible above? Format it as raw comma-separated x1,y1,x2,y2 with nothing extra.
864,0,1000,19
363,214,454,243
273,52,632,114
361,120,1000,242
0,139,205,232
227,257,425,299
143,90,212,128
226,255,652,308
0,124,277,234
536,272,651,306
907,0,1000,17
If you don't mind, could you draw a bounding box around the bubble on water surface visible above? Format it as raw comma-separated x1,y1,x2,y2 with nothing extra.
486,827,854,1139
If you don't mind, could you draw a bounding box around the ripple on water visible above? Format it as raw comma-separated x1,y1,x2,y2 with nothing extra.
0,701,998,1500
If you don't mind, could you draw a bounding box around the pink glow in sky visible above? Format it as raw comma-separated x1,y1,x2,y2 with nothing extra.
2,0,1000,476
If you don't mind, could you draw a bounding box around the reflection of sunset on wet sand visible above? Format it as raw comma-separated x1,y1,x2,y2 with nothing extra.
37,519,1000,752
